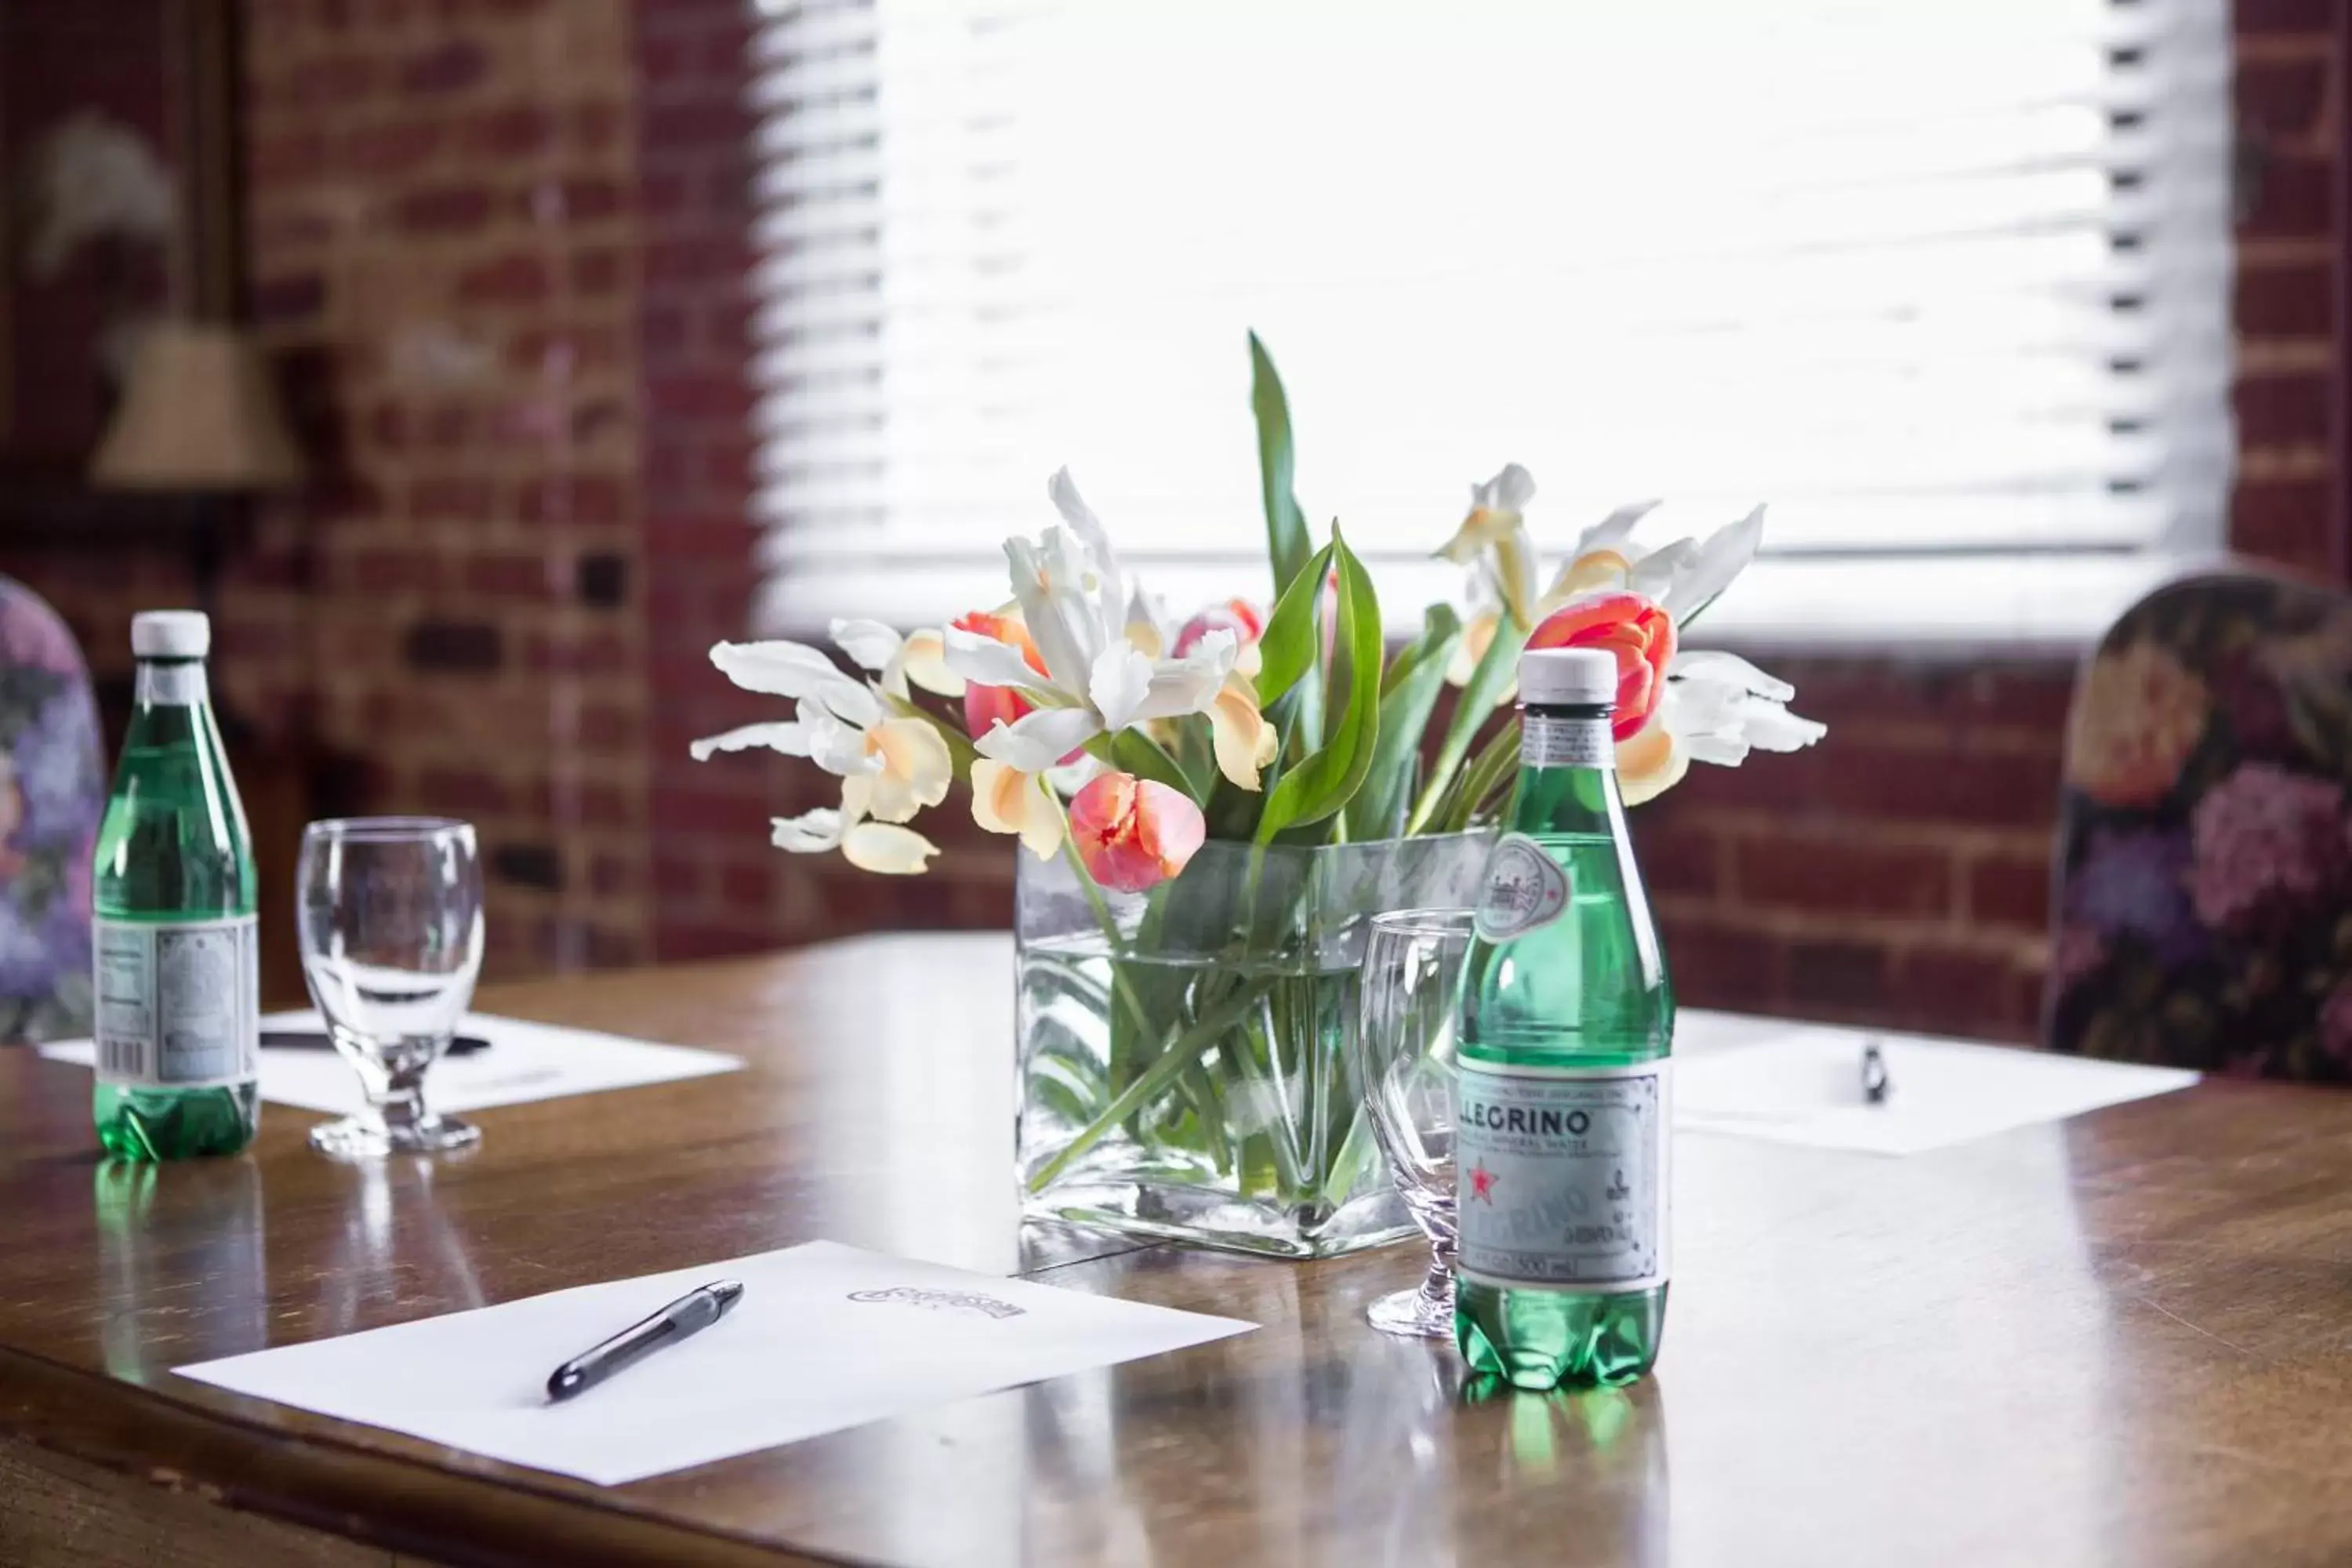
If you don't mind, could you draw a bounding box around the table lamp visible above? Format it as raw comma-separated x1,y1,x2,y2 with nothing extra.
90,321,303,492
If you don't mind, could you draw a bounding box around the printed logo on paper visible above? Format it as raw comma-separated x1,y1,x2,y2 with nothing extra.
848,1287,1025,1319
1475,833,1570,942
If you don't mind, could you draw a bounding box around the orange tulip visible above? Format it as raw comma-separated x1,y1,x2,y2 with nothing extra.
953,609,1048,742
1068,772,1206,893
1528,591,1677,741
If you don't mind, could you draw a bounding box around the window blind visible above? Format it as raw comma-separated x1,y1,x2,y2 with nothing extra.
746,0,2233,631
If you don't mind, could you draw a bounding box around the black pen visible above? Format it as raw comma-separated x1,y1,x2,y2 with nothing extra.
546,1280,745,1403
1861,1041,1892,1105
262,1030,493,1057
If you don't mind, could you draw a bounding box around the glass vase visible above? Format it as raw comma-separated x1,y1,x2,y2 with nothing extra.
1017,832,1492,1258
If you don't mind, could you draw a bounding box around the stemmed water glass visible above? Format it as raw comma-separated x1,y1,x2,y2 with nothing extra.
1355,908,1475,1338
297,818,485,1158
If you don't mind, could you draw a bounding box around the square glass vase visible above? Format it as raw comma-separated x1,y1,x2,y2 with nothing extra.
1017,832,1492,1258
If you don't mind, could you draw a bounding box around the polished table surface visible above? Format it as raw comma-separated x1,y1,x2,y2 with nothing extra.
5,933,2352,1566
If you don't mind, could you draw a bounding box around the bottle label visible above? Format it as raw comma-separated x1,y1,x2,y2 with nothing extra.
93,916,259,1088
1475,833,1571,942
1455,1060,1669,1291
135,663,208,706
1522,713,1613,770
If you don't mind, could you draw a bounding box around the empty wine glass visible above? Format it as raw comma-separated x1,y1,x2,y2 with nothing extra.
298,818,485,1158
1355,908,1475,1338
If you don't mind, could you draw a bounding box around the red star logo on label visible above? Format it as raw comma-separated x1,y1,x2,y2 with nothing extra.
1468,1162,1498,1204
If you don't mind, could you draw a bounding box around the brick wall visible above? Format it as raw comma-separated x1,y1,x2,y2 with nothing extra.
238,0,652,975
0,3,2339,1036
636,0,2350,1046
0,0,656,982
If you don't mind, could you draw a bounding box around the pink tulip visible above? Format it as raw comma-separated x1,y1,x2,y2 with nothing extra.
1069,772,1206,893
953,609,1047,742
1172,597,1267,659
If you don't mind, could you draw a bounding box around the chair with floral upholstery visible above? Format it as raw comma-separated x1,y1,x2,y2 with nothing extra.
0,579,104,1043
2048,569,2352,1080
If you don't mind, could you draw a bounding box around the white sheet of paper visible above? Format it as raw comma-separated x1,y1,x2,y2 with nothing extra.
174,1240,1254,1485
38,1010,740,1114
1672,1020,2198,1156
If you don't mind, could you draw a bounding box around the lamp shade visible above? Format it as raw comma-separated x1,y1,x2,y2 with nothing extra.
91,322,303,491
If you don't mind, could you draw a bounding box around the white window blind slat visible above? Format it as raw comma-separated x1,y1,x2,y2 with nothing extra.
746,0,2233,631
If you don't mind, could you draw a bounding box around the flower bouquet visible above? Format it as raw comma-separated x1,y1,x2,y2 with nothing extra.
696,336,1824,1256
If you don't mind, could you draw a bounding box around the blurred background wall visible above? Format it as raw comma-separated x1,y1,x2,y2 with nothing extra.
0,0,2338,1040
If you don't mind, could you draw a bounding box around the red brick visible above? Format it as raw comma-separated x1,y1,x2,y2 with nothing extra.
2239,154,2333,239
408,477,498,522
1792,743,2062,831
655,923,774,964
343,547,443,593
1765,659,2077,735
653,852,702,899
579,782,633,829
416,767,513,814
2236,260,2333,339
527,630,630,674
1654,914,1780,1013
518,474,630,526
422,404,472,450
1967,853,2053,933
648,375,749,422
572,397,630,444
252,274,327,325
561,178,627,222
461,106,556,158
464,553,554,600
720,862,771,911
1735,835,1952,919
572,103,625,154
397,184,494,234
2231,477,2335,569
293,54,379,105
645,237,739,287
591,855,640,898
1892,947,2039,1044
1630,816,1721,900
456,253,552,306
576,704,637,753
641,102,744,151
401,41,488,95
1786,937,1892,1016
508,325,624,374
2235,0,2332,35
639,34,689,82
2238,57,2331,143
2234,370,2332,447
250,132,330,185
346,120,444,176
641,172,689,219
572,249,626,295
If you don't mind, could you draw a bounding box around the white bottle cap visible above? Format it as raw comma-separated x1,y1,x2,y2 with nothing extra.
131,610,211,659
1519,647,1616,708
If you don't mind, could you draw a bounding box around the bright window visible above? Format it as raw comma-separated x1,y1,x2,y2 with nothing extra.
746,0,2234,644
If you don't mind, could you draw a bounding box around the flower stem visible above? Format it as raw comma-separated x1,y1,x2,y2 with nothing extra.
1025,979,1266,1195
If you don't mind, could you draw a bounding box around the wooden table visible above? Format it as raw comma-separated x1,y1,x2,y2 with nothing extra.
3,934,2351,1567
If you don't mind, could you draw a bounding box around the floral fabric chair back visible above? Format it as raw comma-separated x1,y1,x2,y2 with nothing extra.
2049,571,2352,1080
0,580,104,1043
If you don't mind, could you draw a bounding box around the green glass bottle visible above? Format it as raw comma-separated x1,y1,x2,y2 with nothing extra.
1455,645,1673,1389
91,611,260,1160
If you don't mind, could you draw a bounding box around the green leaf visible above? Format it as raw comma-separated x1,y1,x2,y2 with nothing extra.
1112,727,1201,804
1253,536,1338,709
1439,715,1523,833
1250,332,1314,595
1406,616,1525,833
1256,530,1383,841
1346,603,1463,840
